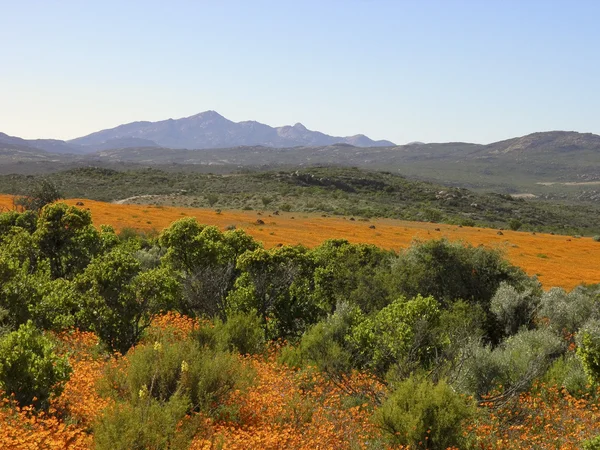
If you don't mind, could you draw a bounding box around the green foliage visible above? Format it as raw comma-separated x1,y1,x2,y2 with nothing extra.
374,376,475,449
160,219,260,318
0,321,71,410
76,248,181,353
350,295,441,377
94,392,197,450
30,278,78,331
0,226,40,269
0,306,9,337
283,302,364,376
0,233,49,328
0,210,37,236
390,238,530,308
34,203,102,279
455,328,565,399
310,239,392,313
134,245,165,270
389,239,533,344
490,281,540,337
499,328,565,389
582,435,600,450
13,179,62,212
206,193,219,207
593,235,600,242
577,320,600,385
508,218,522,231
428,300,486,382
101,336,251,416
228,245,319,339
212,310,265,355
99,224,120,251
539,286,600,336
542,353,589,397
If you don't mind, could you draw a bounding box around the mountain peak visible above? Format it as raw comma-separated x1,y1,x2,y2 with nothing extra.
67,111,395,150
189,110,226,120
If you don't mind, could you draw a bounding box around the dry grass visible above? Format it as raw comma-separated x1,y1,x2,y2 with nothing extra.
0,195,597,290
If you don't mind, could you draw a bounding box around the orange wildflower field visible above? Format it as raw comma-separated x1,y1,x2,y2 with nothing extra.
1,189,600,449
4,313,600,450
0,194,598,290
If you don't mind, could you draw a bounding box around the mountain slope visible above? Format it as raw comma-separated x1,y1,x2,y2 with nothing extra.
0,132,83,154
68,110,395,149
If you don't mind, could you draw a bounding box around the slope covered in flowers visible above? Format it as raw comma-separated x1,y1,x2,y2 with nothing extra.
1,194,596,289
59,197,600,290
4,313,600,449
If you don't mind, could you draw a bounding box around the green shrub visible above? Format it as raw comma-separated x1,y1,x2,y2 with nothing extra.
539,287,599,335
227,245,318,340
282,302,363,376
215,310,264,355
310,239,393,314
0,253,49,329
0,306,9,337
460,218,476,227
206,193,219,207
94,392,198,450
542,354,589,396
0,321,71,409
389,239,532,344
13,179,62,212
34,203,102,279
102,336,251,415
349,295,441,377
582,435,600,450
0,210,37,236
374,376,475,449
455,328,565,399
593,235,600,242
30,278,78,331
134,246,165,270
490,282,540,337
76,249,181,354
508,218,522,231
577,319,600,385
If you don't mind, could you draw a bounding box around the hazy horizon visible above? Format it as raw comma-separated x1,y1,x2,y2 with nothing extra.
2,0,600,145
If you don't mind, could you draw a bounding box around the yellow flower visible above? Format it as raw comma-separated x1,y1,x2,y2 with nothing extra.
139,385,149,399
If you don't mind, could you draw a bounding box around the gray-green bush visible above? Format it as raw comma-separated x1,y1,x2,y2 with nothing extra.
454,328,565,399
490,281,540,337
539,287,599,336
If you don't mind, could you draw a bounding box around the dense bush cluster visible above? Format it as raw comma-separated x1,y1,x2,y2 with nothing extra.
0,203,599,448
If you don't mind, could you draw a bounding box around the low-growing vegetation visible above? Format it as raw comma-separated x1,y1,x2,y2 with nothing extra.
0,203,599,449
1,166,598,235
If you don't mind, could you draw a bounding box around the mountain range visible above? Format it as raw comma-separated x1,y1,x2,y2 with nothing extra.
1,114,598,199
0,111,394,154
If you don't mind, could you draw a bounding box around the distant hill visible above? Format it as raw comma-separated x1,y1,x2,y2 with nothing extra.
67,111,395,150
0,132,82,154
0,126,598,201
92,130,598,174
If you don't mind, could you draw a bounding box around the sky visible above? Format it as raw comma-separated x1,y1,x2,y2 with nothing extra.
1,0,600,145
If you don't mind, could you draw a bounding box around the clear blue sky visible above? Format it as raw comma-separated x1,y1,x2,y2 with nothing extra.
2,0,599,144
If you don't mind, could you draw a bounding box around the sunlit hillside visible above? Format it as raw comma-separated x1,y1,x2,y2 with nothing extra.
1,194,597,289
